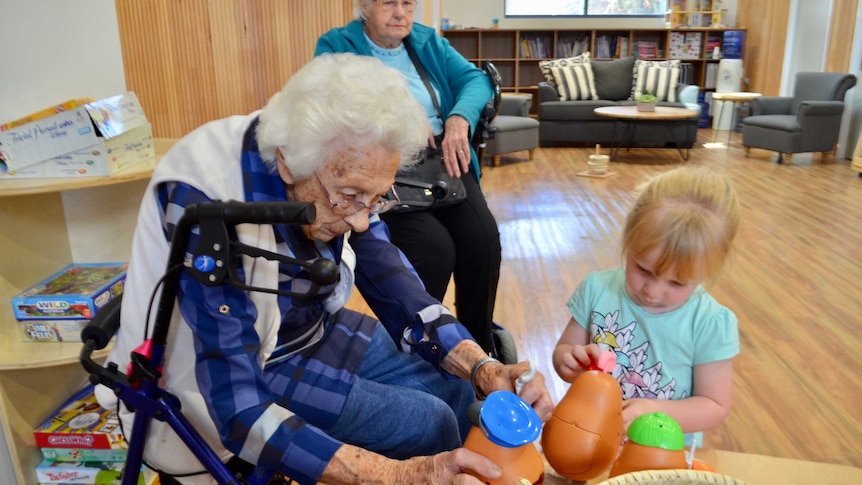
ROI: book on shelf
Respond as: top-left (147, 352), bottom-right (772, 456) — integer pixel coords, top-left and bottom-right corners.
top-left (520, 35), bottom-right (550, 59)
top-left (705, 63), bottom-right (718, 88)
top-left (616, 37), bottom-right (629, 58)
top-left (668, 32), bottom-right (685, 58)
top-left (557, 36), bottom-right (590, 58)
top-left (637, 41), bottom-right (659, 60)
top-left (679, 63), bottom-right (695, 85)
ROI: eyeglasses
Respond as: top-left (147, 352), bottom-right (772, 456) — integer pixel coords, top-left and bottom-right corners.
top-left (375, 0), bottom-right (416, 13)
top-left (314, 172), bottom-right (400, 215)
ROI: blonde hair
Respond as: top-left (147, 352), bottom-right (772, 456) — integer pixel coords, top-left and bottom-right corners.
top-left (622, 167), bottom-right (740, 287)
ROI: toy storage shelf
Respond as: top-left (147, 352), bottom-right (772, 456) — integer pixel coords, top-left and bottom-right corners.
top-left (442, 28), bottom-right (745, 114)
top-left (0, 138), bottom-right (176, 485)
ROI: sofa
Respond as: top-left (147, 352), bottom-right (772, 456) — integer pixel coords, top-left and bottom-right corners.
top-left (536, 55), bottom-right (701, 148)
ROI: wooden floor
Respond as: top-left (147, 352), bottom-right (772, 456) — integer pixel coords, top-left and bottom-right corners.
top-left (348, 129), bottom-right (862, 469)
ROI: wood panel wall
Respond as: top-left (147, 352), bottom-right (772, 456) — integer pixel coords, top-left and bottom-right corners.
top-left (826, 0), bottom-right (858, 73)
top-left (738, 0), bottom-right (858, 96)
top-left (115, 0), bottom-right (353, 138)
top-left (736, 0), bottom-right (790, 96)
top-left (116, 1), bottom-right (856, 135)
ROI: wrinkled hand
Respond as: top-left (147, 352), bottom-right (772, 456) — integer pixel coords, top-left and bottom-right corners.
top-left (557, 343), bottom-right (603, 383)
top-left (394, 448), bottom-right (501, 484)
top-left (441, 115), bottom-right (471, 177)
top-left (621, 398), bottom-right (660, 431)
top-left (475, 361), bottom-right (555, 422)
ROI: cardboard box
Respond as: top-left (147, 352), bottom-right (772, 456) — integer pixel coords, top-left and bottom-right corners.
top-left (0, 92), bottom-right (152, 178)
top-left (35, 460), bottom-right (143, 484)
top-left (0, 98), bottom-right (94, 131)
top-left (40, 447), bottom-right (128, 463)
top-left (12, 263), bottom-right (127, 321)
top-left (0, 123), bottom-right (154, 179)
top-left (34, 385), bottom-right (128, 450)
top-left (19, 319), bottom-right (90, 342)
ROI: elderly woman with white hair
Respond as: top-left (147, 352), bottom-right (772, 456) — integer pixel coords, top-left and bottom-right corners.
top-left (96, 53), bottom-right (552, 485)
top-left (316, 0), bottom-right (504, 357)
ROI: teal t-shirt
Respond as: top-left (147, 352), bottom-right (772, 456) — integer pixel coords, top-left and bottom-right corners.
top-left (566, 267), bottom-right (739, 446)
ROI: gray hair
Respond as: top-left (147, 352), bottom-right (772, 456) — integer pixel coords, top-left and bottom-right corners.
top-left (256, 53), bottom-right (428, 178)
top-left (355, 0), bottom-right (372, 20)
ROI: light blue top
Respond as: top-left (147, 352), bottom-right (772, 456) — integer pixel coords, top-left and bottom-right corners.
top-left (364, 32), bottom-right (444, 135)
top-left (566, 267), bottom-right (740, 446)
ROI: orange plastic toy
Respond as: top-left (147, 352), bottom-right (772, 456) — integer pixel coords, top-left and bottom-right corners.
top-left (463, 391), bottom-right (545, 485)
top-left (608, 412), bottom-right (688, 477)
top-left (542, 351), bottom-right (623, 481)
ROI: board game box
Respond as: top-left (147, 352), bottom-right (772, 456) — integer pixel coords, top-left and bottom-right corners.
top-left (40, 447), bottom-right (127, 463)
top-left (20, 319), bottom-right (90, 342)
top-left (12, 263), bottom-right (127, 320)
top-left (35, 460), bottom-right (144, 484)
top-left (33, 384), bottom-right (128, 450)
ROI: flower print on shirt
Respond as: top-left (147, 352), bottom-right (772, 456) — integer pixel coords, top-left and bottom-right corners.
top-left (588, 309), bottom-right (682, 401)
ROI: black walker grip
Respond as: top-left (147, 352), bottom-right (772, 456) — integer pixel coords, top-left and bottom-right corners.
top-left (80, 294), bottom-right (123, 350)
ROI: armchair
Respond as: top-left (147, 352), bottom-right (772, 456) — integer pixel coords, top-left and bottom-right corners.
top-left (741, 72), bottom-right (857, 165)
top-left (484, 94), bottom-right (539, 167)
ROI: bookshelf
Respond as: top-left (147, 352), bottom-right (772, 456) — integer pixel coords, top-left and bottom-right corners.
top-left (665, 0), bottom-right (725, 29)
top-left (0, 139), bottom-right (176, 485)
top-left (442, 28), bottom-right (745, 113)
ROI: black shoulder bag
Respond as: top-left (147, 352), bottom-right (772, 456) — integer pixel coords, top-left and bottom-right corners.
top-left (389, 43), bottom-right (467, 212)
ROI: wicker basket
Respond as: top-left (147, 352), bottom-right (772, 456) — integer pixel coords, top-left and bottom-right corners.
top-left (595, 469), bottom-right (748, 485)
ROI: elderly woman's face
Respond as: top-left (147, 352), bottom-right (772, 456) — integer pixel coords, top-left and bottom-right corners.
top-left (363, 0), bottom-right (414, 49)
top-left (278, 146), bottom-right (400, 241)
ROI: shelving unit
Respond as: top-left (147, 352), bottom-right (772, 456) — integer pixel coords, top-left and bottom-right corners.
top-left (443, 27), bottom-right (744, 114)
top-left (0, 138), bottom-right (176, 485)
top-left (665, 0), bottom-right (725, 28)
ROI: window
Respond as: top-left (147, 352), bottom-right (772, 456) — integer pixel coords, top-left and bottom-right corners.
top-left (505, 0), bottom-right (666, 17)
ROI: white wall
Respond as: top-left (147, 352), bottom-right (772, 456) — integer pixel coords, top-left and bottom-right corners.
top-left (0, 3), bottom-right (125, 479)
top-left (0, 0), bottom-right (126, 121)
top-left (780, 0), bottom-right (832, 95)
top-left (439, 0), bottom-right (738, 30)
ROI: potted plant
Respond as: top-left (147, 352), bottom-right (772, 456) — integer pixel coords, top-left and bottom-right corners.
top-left (636, 91), bottom-right (657, 112)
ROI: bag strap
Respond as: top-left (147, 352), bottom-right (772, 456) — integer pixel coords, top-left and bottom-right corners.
top-left (404, 40), bottom-right (441, 118)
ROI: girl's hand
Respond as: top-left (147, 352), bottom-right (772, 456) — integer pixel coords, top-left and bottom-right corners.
top-left (621, 398), bottom-right (660, 431)
top-left (557, 343), bottom-right (603, 382)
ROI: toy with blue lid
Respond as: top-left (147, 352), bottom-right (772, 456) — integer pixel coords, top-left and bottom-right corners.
top-left (463, 391), bottom-right (545, 485)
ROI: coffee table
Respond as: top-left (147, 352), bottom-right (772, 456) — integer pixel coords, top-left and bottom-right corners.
top-left (594, 106), bottom-right (698, 161)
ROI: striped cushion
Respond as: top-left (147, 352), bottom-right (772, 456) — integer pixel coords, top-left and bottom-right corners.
top-left (549, 64), bottom-right (597, 101)
top-left (539, 52), bottom-right (598, 100)
top-left (632, 60), bottom-right (681, 102)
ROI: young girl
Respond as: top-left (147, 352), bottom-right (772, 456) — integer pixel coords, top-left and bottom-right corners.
top-left (553, 166), bottom-right (741, 446)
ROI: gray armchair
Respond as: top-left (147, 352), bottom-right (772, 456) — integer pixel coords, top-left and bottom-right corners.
top-left (742, 72), bottom-right (857, 165)
top-left (484, 95), bottom-right (539, 167)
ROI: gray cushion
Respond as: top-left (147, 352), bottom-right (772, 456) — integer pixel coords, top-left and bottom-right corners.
top-left (590, 57), bottom-right (635, 101)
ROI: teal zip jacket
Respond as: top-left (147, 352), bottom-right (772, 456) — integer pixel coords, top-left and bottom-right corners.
top-left (315, 20), bottom-right (493, 183)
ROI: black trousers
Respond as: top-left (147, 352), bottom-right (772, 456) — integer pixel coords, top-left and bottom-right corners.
top-left (381, 171), bottom-right (501, 352)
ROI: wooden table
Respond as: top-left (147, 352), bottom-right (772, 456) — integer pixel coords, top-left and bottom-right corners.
top-left (593, 106), bottom-right (698, 161)
top-left (710, 91), bottom-right (762, 146)
top-left (538, 449), bottom-right (862, 485)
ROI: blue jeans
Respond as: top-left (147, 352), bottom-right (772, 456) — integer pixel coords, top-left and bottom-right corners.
top-left (327, 323), bottom-right (475, 459)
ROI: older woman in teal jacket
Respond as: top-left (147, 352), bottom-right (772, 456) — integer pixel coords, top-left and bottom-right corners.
top-left (316, 0), bottom-right (502, 355)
